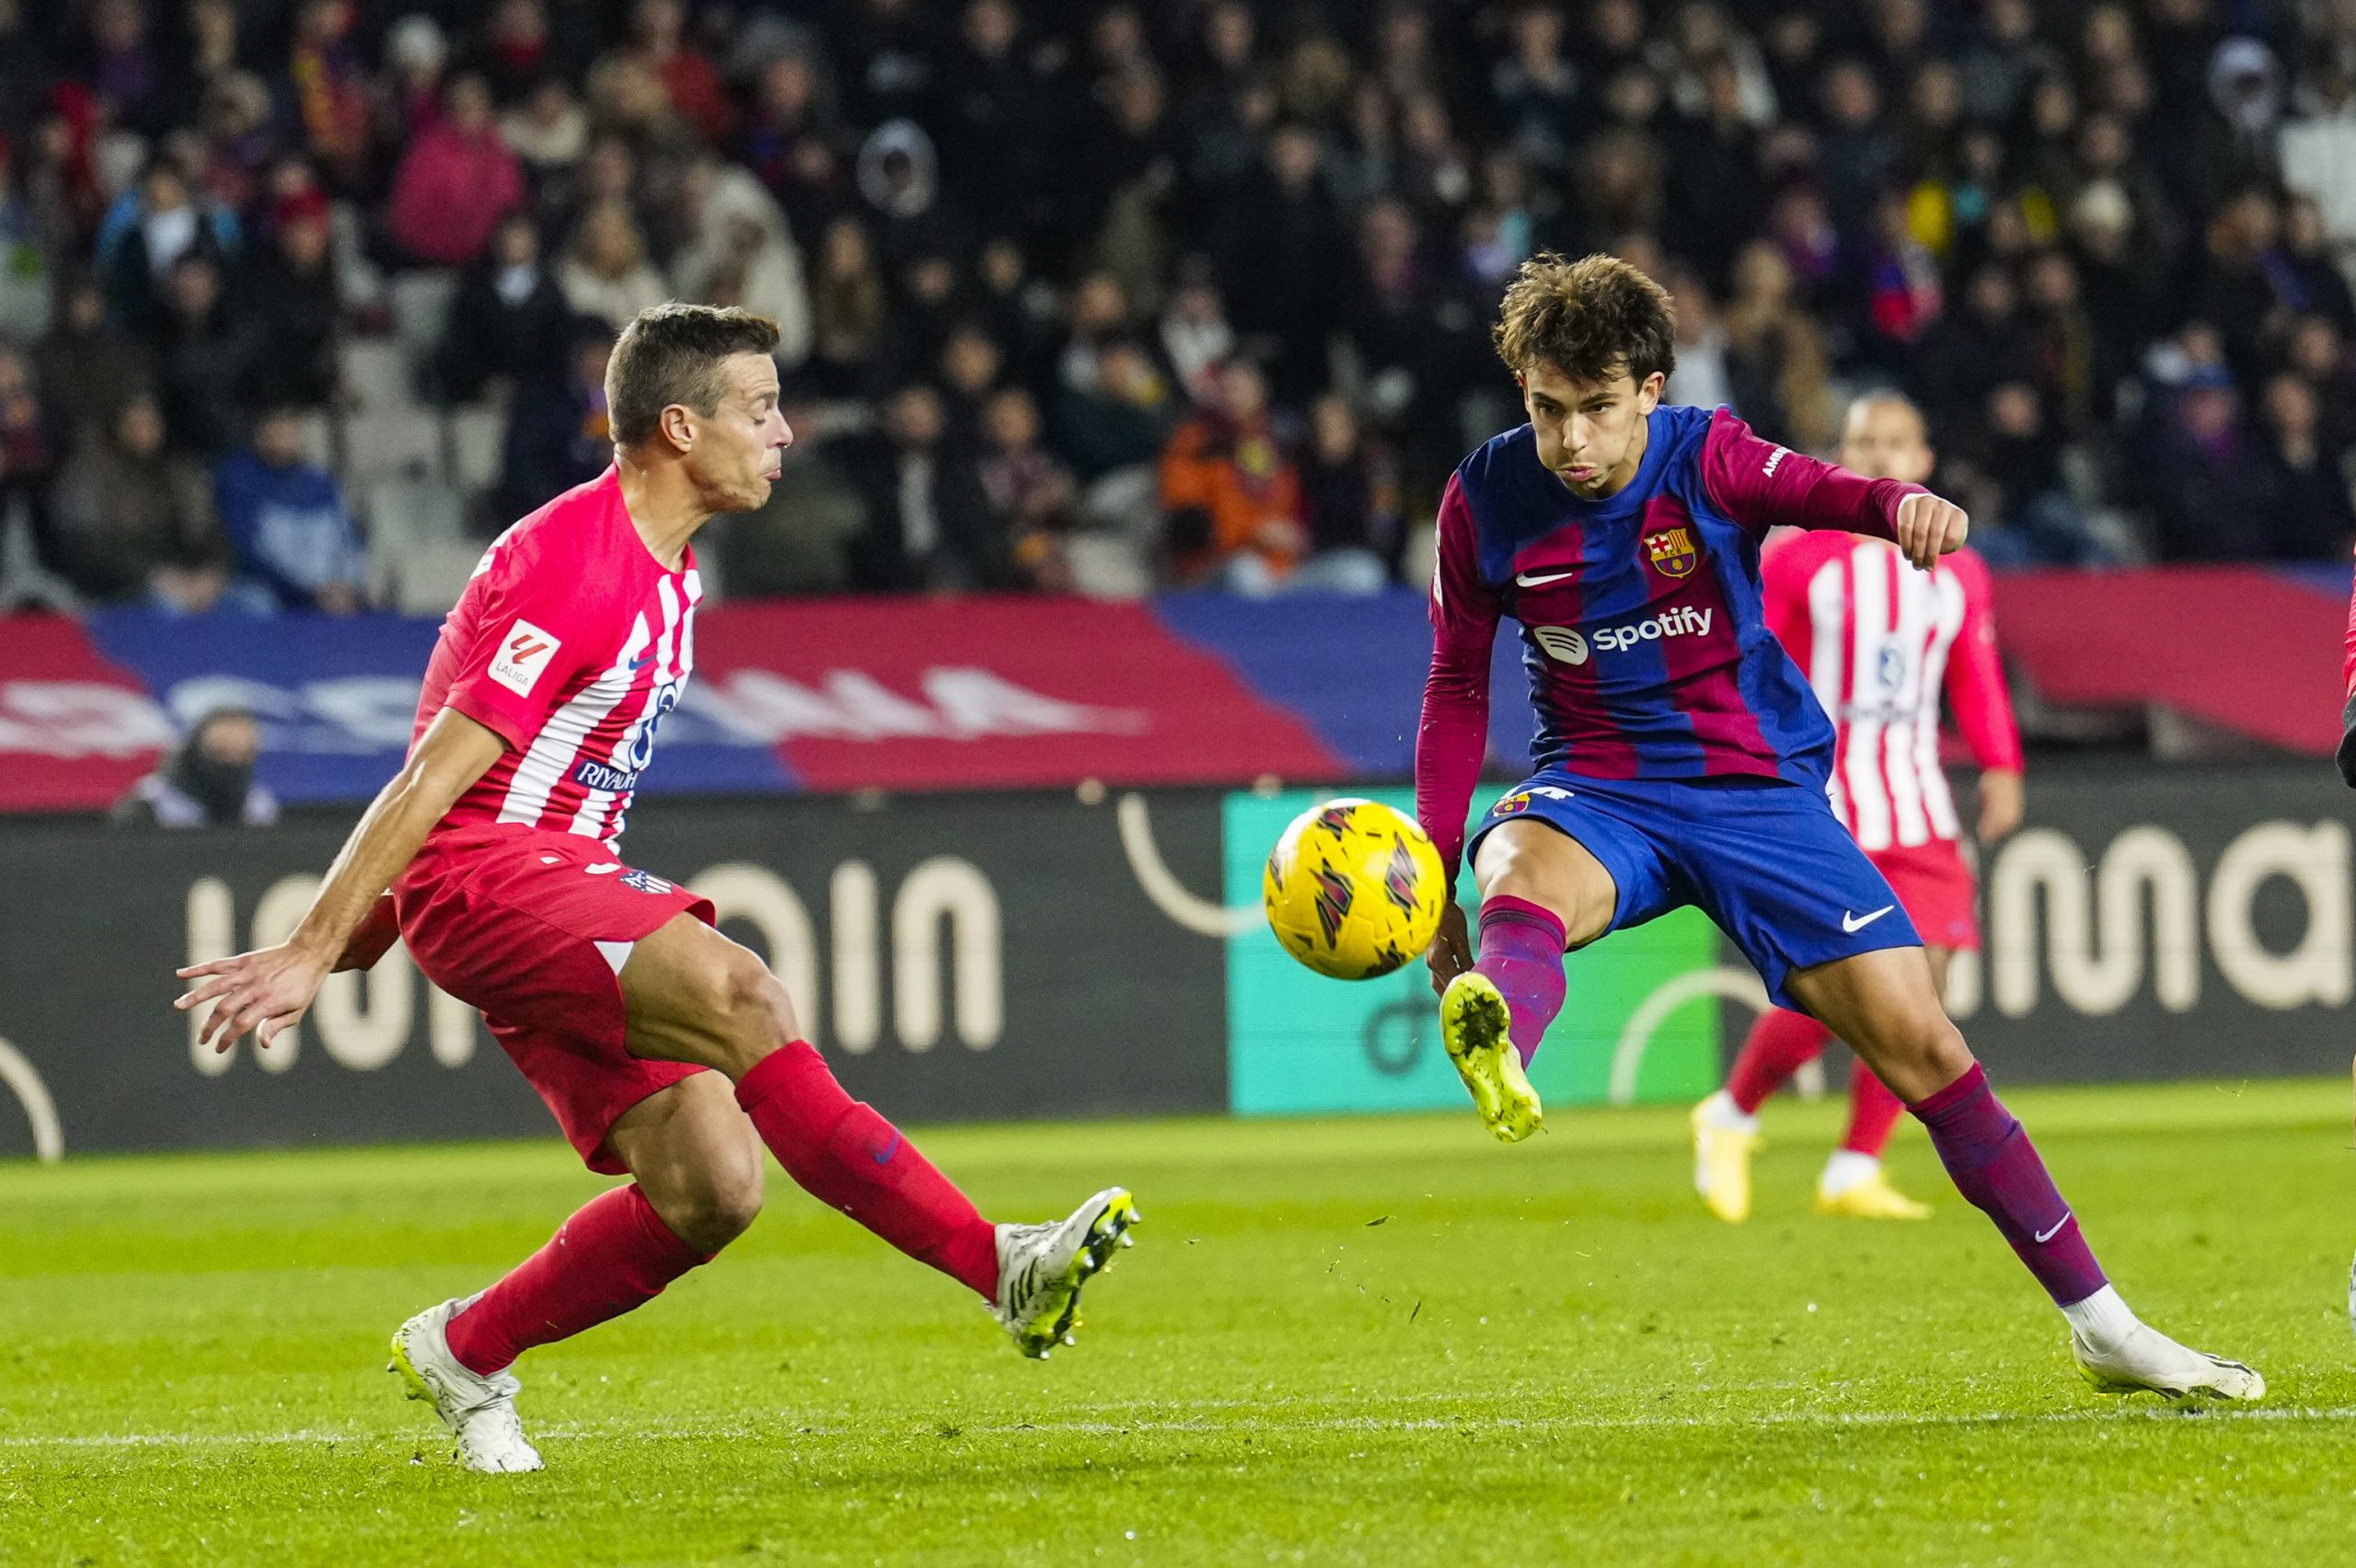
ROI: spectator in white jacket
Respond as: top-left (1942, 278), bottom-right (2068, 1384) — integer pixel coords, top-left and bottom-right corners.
top-left (670, 157), bottom-right (812, 366)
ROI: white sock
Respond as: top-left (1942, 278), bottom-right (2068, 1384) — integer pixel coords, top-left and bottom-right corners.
top-left (1818, 1149), bottom-right (1880, 1198)
top-left (1698, 1090), bottom-right (1759, 1136)
top-left (2060, 1284), bottom-right (2139, 1355)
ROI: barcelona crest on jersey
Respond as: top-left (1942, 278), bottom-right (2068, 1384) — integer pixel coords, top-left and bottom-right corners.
top-left (1646, 526), bottom-right (1699, 579)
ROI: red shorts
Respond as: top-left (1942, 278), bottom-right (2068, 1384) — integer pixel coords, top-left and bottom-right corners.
top-left (395, 824), bottom-right (716, 1173)
top-left (1866, 837), bottom-right (1980, 951)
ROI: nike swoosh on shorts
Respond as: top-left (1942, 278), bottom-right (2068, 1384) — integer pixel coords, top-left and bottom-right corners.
top-left (1842, 905), bottom-right (1895, 933)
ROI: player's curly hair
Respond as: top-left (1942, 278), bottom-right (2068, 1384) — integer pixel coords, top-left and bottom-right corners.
top-left (608, 303), bottom-right (782, 449)
top-left (1492, 253), bottom-right (1678, 388)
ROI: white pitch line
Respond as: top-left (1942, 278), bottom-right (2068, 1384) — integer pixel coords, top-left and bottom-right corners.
top-left (8, 1405), bottom-right (2356, 1450)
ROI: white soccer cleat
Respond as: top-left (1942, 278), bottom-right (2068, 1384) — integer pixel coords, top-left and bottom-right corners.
top-left (992, 1187), bottom-right (1140, 1359)
top-left (388, 1296), bottom-right (546, 1473)
top-left (2071, 1321), bottom-right (2265, 1403)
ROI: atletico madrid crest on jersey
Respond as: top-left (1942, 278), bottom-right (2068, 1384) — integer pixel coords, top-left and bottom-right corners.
top-left (1646, 526), bottom-right (1699, 579)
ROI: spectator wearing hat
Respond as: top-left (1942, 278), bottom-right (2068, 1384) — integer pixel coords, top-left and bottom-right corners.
top-left (236, 187), bottom-right (340, 411)
top-left (112, 706), bottom-right (279, 829)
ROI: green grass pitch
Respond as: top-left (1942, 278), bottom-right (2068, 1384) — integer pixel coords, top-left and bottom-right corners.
top-left (5, 1078), bottom-right (2355, 1566)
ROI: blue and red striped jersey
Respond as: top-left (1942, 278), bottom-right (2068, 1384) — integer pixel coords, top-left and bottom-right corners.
top-left (1415, 404), bottom-right (1925, 876)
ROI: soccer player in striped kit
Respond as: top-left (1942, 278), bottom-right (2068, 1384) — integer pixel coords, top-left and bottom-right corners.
top-left (1419, 255), bottom-right (2258, 1400)
top-left (175, 306), bottom-right (1138, 1473)
top-left (1692, 392), bottom-right (2025, 1222)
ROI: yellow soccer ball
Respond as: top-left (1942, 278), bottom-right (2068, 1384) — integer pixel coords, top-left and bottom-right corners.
top-left (1263, 798), bottom-right (1449, 980)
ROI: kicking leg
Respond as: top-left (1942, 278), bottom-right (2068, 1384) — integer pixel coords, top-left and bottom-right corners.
top-left (1786, 947), bottom-right (2261, 1401)
top-left (618, 913), bottom-right (1137, 1356)
top-left (389, 1074), bottom-right (752, 1473)
top-left (1439, 820), bottom-right (1615, 1144)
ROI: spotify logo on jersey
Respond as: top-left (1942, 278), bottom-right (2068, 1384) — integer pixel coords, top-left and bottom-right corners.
top-left (1531, 626), bottom-right (1590, 665)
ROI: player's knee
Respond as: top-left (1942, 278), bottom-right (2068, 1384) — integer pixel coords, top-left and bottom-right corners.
top-left (710, 948), bottom-right (801, 1050)
top-left (664, 1152), bottom-right (766, 1253)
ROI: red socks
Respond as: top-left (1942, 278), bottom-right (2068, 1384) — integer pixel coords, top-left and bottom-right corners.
top-left (446, 1182), bottom-right (708, 1377)
top-left (444, 1043), bottom-right (1000, 1377)
top-left (1841, 1055), bottom-right (1907, 1157)
top-left (1727, 1008), bottom-right (1831, 1114)
top-left (733, 1043), bottom-right (1001, 1301)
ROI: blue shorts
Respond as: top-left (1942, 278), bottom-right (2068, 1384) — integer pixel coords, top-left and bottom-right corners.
top-left (1467, 768), bottom-right (1921, 1009)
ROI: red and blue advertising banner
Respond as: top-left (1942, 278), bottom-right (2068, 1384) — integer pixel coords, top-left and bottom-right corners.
top-left (0, 567), bottom-right (2341, 814)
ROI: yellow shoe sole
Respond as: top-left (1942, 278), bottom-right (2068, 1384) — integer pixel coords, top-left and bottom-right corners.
top-left (1814, 1182), bottom-right (1933, 1220)
top-left (1441, 974), bottom-right (1542, 1144)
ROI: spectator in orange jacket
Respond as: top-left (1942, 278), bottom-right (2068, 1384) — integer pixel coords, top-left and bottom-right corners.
top-left (1158, 358), bottom-right (1305, 593)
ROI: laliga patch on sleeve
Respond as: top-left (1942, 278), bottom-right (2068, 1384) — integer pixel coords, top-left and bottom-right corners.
top-left (489, 617), bottom-right (562, 698)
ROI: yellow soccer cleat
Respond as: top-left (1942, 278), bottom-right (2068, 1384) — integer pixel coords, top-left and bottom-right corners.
top-left (1690, 1098), bottom-right (1760, 1223)
top-left (1440, 972), bottom-right (1542, 1143)
top-left (1815, 1168), bottom-right (1933, 1220)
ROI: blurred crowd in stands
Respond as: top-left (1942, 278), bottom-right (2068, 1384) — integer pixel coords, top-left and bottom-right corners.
top-left (2, 0), bottom-right (2355, 616)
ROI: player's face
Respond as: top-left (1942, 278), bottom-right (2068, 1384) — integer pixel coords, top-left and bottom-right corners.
top-left (1519, 362), bottom-right (1664, 500)
top-left (687, 352), bottom-right (794, 513)
top-left (1839, 400), bottom-right (1934, 483)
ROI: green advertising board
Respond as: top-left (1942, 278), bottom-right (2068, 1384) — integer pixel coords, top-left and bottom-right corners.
top-left (1224, 788), bottom-right (1738, 1117)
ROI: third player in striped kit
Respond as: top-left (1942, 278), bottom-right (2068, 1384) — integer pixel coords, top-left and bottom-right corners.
top-left (1691, 393), bottom-right (2024, 1222)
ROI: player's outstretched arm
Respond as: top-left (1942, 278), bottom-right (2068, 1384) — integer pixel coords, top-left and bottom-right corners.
top-left (1699, 409), bottom-right (1962, 567)
top-left (174, 708), bottom-right (506, 1051)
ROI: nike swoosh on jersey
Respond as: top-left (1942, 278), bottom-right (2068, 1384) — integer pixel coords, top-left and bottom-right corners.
top-left (585, 862), bottom-right (623, 874)
top-left (628, 654), bottom-right (654, 670)
top-left (2033, 1211), bottom-right (2073, 1244)
top-left (1515, 569), bottom-right (1579, 587)
top-left (1842, 905), bottom-right (1896, 933)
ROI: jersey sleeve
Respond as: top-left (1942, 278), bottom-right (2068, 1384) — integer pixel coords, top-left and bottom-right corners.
top-left (1698, 408), bottom-right (1923, 542)
top-left (1942, 550), bottom-right (2025, 772)
top-left (439, 539), bottom-right (596, 751)
top-left (1415, 472), bottom-right (1503, 882)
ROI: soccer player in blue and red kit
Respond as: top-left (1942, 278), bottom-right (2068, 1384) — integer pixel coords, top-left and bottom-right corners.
top-left (1416, 255), bottom-right (2258, 1401)
top-left (176, 305), bottom-right (1139, 1473)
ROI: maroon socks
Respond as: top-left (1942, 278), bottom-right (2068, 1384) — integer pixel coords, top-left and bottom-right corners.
top-left (1472, 895), bottom-right (1567, 1066)
top-left (1909, 1064), bottom-right (2108, 1306)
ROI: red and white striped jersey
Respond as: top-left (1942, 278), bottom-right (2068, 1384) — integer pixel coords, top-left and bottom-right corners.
top-left (412, 467), bottom-right (699, 848)
top-left (1761, 532), bottom-right (2021, 851)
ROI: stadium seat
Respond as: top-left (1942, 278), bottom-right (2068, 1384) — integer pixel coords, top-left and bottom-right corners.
top-left (387, 271), bottom-right (458, 365)
top-left (445, 403), bottom-right (506, 498)
top-left (341, 403), bottom-right (443, 482)
top-left (341, 340), bottom-right (413, 417)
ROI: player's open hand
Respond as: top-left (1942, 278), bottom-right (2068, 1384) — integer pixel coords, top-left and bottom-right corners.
top-left (175, 942), bottom-right (332, 1053)
top-left (1426, 902), bottom-right (1473, 997)
top-left (1894, 491), bottom-right (1969, 571)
